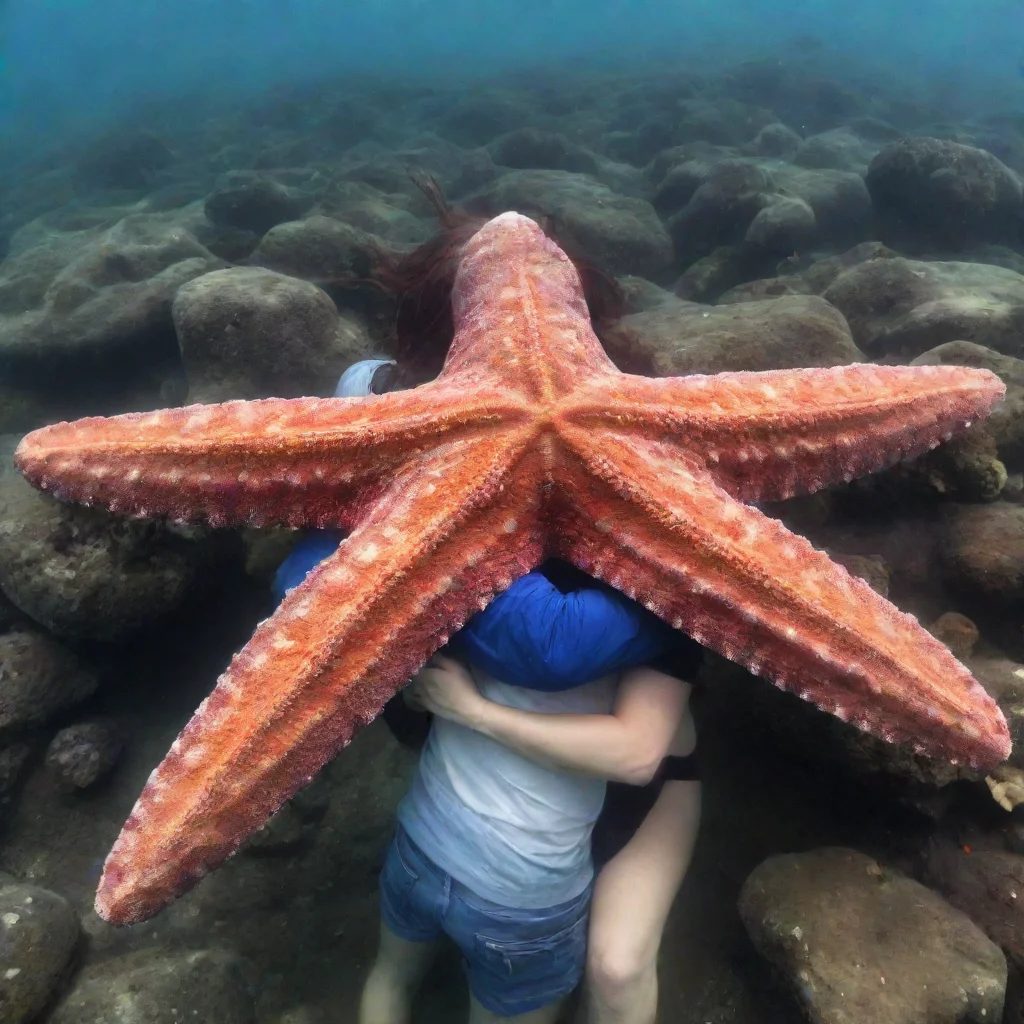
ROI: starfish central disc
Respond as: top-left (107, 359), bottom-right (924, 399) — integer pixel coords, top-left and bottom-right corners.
top-left (12, 210), bottom-right (1011, 926)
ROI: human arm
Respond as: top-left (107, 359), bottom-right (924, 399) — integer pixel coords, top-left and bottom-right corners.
top-left (412, 655), bottom-right (690, 785)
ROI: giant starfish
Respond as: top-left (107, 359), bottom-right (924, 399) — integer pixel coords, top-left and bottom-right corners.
top-left (14, 212), bottom-right (1010, 925)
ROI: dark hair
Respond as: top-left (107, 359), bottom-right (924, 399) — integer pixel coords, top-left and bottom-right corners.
top-left (370, 173), bottom-right (625, 386)
top-left (538, 557), bottom-right (599, 594)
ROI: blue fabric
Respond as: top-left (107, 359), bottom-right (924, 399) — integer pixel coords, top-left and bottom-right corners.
top-left (272, 530), bottom-right (678, 691)
top-left (452, 571), bottom-right (677, 691)
top-left (270, 530), bottom-right (345, 604)
top-left (379, 824), bottom-right (590, 1015)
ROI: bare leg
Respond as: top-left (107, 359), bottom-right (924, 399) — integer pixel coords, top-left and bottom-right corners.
top-left (585, 781), bottom-right (701, 1024)
top-left (359, 920), bottom-right (439, 1024)
top-left (469, 993), bottom-right (566, 1024)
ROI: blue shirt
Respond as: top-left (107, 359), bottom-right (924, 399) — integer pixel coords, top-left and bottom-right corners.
top-left (272, 531), bottom-right (685, 689)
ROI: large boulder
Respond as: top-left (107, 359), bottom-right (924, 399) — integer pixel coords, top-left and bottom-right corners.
top-left (44, 721), bottom-right (123, 791)
top-left (939, 502), bottom-right (1024, 609)
top-left (740, 847), bottom-right (1006, 1024)
top-left (172, 267), bottom-right (373, 403)
top-left (824, 257), bottom-right (1024, 360)
top-left (251, 215), bottom-right (379, 282)
top-left (866, 137), bottom-right (1023, 251)
top-left (0, 436), bottom-right (211, 642)
top-left (793, 126), bottom-right (884, 175)
top-left (467, 169), bottom-right (674, 279)
top-left (49, 948), bottom-right (255, 1024)
top-left (602, 294), bottom-right (862, 376)
top-left (0, 211), bottom-right (220, 365)
top-left (204, 175), bottom-right (313, 237)
top-left (0, 627), bottom-right (97, 732)
top-left (913, 342), bottom-right (1024, 470)
top-left (657, 155), bottom-right (871, 264)
top-left (0, 879), bottom-right (80, 1024)
top-left (487, 128), bottom-right (599, 176)
top-left (922, 843), bottom-right (1024, 973)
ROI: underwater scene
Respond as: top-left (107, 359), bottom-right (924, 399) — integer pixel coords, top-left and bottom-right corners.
top-left (5, 1), bottom-right (1024, 1022)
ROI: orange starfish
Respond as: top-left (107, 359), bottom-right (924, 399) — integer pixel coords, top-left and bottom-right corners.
top-left (14, 212), bottom-right (1010, 926)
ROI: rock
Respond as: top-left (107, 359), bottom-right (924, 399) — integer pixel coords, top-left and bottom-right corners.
top-left (824, 257), bottom-right (1024, 360)
top-left (0, 436), bottom-right (210, 643)
top-left (867, 137), bottom-right (1023, 251)
top-left (0, 590), bottom-right (22, 631)
top-left (317, 181), bottom-right (429, 244)
top-left (44, 721), bottom-right (122, 790)
top-left (739, 847), bottom-right (1006, 1024)
top-left (913, 342), bottom-right (1024, 470)
top-left (243, 773), bottom-right (330, 856)
top-left (251, 215), bottom-right (379, 281)
top-left (722, 241), bottom-right (898, 304)
top-left (922, 843), bottom-right (1024, 970)
top-left (74, 130), bottom-right (175, 190)
top-left (605, 96), bottom-right (773, 165)
top-left (940, 502), bottom-right (1024, 608)
top-left (0, 743), bottom-right (32, 808)
top-left (707, 654), bottom-right (968, 794)
top-left (205, 176), bottom-right (313, 237)
top-left (172, 267), bottom-right (373, 403)
top-left (672, 246), bottom-right (769, 304)
top-left (0, 211), bottom-right (221, 367)
top-left (658, 156), bottom-right (871, 264)
top-left (603, 294), bottom-right (862, 376)
top-left (928, 612), bottom-right (981, 660)
top-left (744, 123), bottom-right (803, 160)
top-left (0, 880), bottom-right (80, 1024)
top-left (662, 159), bottom-right (769, 264)
top-left (744, 195), bottom-right (816, 252)
top-left (619, 276), bottom-right (679, 314)
top-left (769, 163), bottom-right (872, 243)
top-left (487, 128), bottom-right (599, 175)
top-left (467, 170), bottom-right (673, 279)
top-left (799, 241), bottom-right (899, 293)
top-left (342, 132), bottom-right (496, 202)
top-left (919, 430), bottom-right (1007, 501)
top-left (831, 553), bottom-right (890, 596)
top-left (437, 94), bottom-right (532, 147)
top-left (49, 948), bottom-right (255, 1024)
top-left (794, 127), bottom-right (883, 175)
top-left (0, 628), bottom-right (97, 732)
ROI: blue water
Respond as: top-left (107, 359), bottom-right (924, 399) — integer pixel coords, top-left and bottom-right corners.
top-left (3, 0), bottom-right (1024, 150)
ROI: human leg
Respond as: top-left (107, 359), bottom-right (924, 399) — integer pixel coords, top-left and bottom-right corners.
top-left (468, 992), bottom-right (566, 1023)
top-left (358, 826), bottom-right (444, 1024)
top-left (359, 921), bottom-right (439, 1024)
top-left (585, 781), bottom-right (701, 1024)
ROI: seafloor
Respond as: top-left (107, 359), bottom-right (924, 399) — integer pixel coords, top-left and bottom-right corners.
top-left (2, 51), bottom-right (1024, 1024)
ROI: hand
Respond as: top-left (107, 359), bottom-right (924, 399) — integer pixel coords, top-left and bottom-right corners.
top-left (409, 654), bottom-right (484, 726)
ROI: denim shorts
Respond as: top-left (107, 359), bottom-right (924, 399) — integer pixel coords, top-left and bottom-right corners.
top-left (378, 824), bottom-right (591, 1017)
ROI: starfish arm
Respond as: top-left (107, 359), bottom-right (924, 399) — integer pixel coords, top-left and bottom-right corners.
top-left (14, 379), bottom-right (523, 528)
top-left (95, 432), bottom-right (546, 925)
top-left (574, 365), bottom-right (1005, 501)
top-left (558, 429), bottom-right (1011, 770)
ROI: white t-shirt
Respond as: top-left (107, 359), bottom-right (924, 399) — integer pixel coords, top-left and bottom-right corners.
top-left (397, 663), bottom-right (617, 908)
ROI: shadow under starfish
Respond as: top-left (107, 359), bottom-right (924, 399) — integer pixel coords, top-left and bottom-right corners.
top-left (13, 210), bottom-right (1011, 927)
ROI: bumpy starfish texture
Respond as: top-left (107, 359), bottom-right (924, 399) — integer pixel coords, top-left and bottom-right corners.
top-left (15, 212), bottom-right (1010, 926)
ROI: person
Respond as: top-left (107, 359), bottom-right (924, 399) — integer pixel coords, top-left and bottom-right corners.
top-left (410, 649), bottom-right (700, 1024)
top-left (273, 362), bottom-right (702, 1024)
